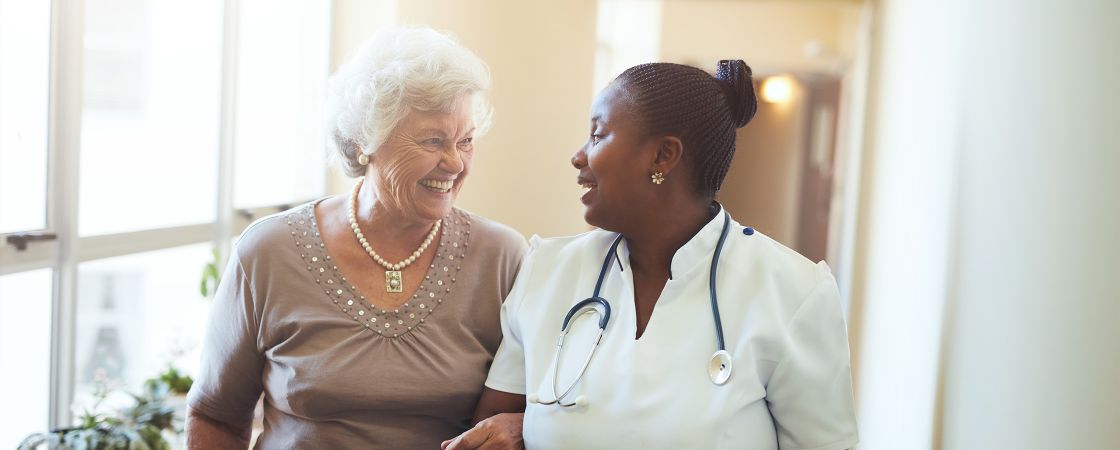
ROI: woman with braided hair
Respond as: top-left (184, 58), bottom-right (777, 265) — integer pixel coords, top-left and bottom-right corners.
top-left (444, 60), bottom-right (858, 450)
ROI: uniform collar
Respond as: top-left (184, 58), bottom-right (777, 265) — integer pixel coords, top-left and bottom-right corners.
top-left (616, 204), bottom-right (728, 280)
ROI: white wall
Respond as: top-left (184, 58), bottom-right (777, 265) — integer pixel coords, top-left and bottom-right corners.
top-left (848, 0), bottom-right (959, 447)
top-left (852, 0), bottom-right (1120, 448)
top-left (939, 0), bottom-right (1120, 448)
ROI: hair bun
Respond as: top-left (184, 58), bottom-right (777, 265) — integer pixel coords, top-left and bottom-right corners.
top-left (715, 60), bottom-right (757, 128)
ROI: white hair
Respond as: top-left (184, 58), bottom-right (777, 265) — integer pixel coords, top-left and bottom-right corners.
top-left (325, 27), bottom-right (493, 177)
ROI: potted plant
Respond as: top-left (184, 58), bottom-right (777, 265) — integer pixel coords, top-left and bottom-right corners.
top-left (19, 379), bottom-right (177, 450)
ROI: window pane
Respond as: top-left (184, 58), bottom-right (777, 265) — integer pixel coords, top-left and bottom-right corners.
top-left (0, 0), bottom-right (51, 233)
top-left (73, 244), bottom-right (212, 407)
top-left (79, 0), bottom-right (223, 236)
top-left (233, 0), bottom-right (330, 209)
top-left (0, 269), bottom-right (53, 447)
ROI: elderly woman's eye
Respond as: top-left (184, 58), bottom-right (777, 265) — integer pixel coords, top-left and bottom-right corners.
top-left (457, 137), bottom-right (474, 151)
top-left (422, 137), bottom-right (443, 147)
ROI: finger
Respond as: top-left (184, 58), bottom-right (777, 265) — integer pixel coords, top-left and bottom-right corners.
top-left (471, 423), bottom-right (514, 450)
top-left (474, 435), bottom-right (511, 450)
top-left (445, 428), bottom-right (487, 450)
top-left (440, 438), bottom-right (453, 450)
top-left (475, 415), bottom-right (521, 450)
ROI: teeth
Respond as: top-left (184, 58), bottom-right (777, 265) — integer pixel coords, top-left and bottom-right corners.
top-left (581, 183), bottom-right (595, 189)
top-left (420, 179), bottom-right (454, 192)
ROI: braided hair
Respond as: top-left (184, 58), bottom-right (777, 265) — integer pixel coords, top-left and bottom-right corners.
top-left (613, 60), bottom-right (757, 198)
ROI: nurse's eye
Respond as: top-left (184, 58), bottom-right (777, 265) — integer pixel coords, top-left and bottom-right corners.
top-left (590, 134), bottom-right (603, 145)
top-left (457, 137), bottom-right (474, 152)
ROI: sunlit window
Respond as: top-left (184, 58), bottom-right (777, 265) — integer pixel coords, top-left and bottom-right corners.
top-left (0, 0), bottom-right (331, 439)
top-left (233, 0), bottom-right (330, 209)
top-left (0, 269), bottom-right (53, 446)
top-left (593, 0), bottom-right (662, 95)
top-left (73, 245), bottom-right (212, 404)
top-left (0, 0), bottom-right (51, 234)
top-left (78, 0), bottom-right (224, 236)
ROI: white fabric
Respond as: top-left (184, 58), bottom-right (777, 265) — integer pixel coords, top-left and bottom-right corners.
top-left (486, 210), bottom-right (858, 450)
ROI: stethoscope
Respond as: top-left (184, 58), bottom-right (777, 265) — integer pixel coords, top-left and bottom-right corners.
top-left (528, 211), bottom-right (734, 408)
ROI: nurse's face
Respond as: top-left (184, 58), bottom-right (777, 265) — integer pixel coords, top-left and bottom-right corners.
top-left (571, 83), bottom-right (659, 231)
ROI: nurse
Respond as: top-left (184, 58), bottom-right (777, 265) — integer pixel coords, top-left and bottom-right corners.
top-left (446, 60), bottom-right (858, 450)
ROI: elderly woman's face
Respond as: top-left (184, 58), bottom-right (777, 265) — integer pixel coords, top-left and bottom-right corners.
top-left (368, 98), bottom-right (475, 222)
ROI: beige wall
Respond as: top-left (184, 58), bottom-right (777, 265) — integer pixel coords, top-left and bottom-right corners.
top-left (656, 1), bottom-right (859, 248)
top-left (659, 0), bottom-right (861, 75)
top-left (329, 0), bottom-right (598, 238)
top-left (718, 81), bottom-right (809, 246)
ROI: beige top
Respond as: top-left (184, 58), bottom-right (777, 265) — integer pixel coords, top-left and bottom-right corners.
top-left (188, 201), bottom-right (527, 449)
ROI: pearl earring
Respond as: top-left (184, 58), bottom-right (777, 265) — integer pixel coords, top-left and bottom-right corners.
top-left (357, 152), bottom-right (370, 166)
top-left (651, 171), bottom-right (665, 185)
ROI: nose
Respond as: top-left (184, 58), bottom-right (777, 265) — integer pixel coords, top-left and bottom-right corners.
top-left (571, 143), bottom-right (588, 169)
top-left (440, 147), bottom-right (465, 174)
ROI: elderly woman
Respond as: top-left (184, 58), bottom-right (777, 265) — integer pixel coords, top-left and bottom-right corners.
top-left (185, 27), bottom-right (527, 449)
top-left (448, 61), bottom-right (857, 449)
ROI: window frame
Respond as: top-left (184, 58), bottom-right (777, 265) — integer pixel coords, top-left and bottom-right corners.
top-left (0, 0), bottom-right (333, 429)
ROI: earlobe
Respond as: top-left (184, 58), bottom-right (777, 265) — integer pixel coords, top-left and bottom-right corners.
top-left (355, 143), bottom-right (370, 166)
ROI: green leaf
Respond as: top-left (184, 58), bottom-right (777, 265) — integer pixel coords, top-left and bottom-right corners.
top-left (199, 246), bottom-right (223, 298)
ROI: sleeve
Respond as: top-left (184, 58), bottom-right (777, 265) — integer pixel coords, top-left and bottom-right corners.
top-left (186, 249), bottom-right (265, 426)
top-left (497, 229), bottom-right (530, 301)
top-left (483, 235), bottom-right (540, 395)
top-left (767, 263), bottom-right (859, 450)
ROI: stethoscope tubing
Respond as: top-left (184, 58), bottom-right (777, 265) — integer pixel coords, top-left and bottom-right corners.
top-left (709, 211), bottom-right (732, 352)
top-left (541, 310), bottom-right (606, 407)
top-left (535, 212), bottom-right (733, 407)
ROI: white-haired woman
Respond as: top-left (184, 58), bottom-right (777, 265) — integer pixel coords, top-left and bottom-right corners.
top-left (185, 27), bottom-right (528, 449)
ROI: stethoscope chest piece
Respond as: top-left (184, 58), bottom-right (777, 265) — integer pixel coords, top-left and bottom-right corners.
top-left (709, 350), bottom-right (733, 385)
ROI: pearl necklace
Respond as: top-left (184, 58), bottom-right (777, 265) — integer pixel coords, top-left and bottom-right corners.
top-left (347, 179), bottom-right (441, 292)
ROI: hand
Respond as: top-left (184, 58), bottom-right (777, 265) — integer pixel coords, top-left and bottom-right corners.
top-left (441, 413), bottom-right (524, 450)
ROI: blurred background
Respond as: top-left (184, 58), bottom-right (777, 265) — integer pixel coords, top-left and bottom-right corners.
top-left (0, 0), bottom-right (1116, 448)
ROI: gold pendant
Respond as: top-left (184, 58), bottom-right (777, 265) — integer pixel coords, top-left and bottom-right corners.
top-left (385, 270), bottom-right (403, 293)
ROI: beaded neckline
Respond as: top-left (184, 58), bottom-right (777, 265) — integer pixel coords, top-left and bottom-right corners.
top-left (285, 202), bottom-right (472, 338)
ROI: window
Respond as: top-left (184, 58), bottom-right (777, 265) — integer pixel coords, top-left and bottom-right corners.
top-left (0, 269), bottom-right (53, 446)
top-left (593, 0), bottom-right (662, 95)
top-left (73, 245), bottom-right (213, 405)
top-left (233, 0), bottom-right (330, 209)
top-left (0, 2), bottom-right (54, 441)
top-left (0, 1), bottom-right (332, 440)
top-left (78, 0), bottom-right (224, 236)
top-left (0, 0), bottom-right (51, 234)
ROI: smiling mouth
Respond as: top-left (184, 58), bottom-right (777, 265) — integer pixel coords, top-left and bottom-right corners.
top-left (579, 182), bottom-right (597, 205)
top-left (419, 179), bottom-right (454, 193)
